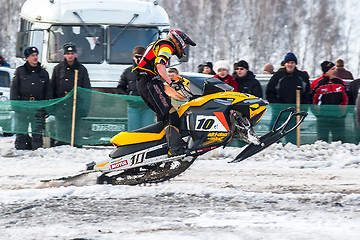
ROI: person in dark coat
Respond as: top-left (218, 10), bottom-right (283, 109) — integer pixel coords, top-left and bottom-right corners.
top-left (266, 52), bottom-right (311, 104)
top-left (117, 46), bottom-right (145, 95)
top-left (51, 43), bottom-right (91, 146)
top-left (10, 46), bottom-right (53, 150)
top-left (51, 43), bottom-right (91, 98)
top-left (348, 78), bottom-right (360, 105)
top-left (334, 59), bottom-right (353, 80)
top-left (232, 60), bottom-right (263, 98)
top-left (117, 46), bottom-right (155, 130)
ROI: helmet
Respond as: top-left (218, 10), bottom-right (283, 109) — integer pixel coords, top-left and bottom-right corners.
top-left (168, 29), bottom-right (196, 59)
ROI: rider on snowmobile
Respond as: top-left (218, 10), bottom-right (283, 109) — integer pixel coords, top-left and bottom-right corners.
top-left (133, 29), bottom-right (196, 156)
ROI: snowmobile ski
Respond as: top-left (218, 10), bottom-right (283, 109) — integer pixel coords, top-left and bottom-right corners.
top-left (40, 170), bottom-right (97, 182)
top-left (230, 107), bottom-right (308, 163)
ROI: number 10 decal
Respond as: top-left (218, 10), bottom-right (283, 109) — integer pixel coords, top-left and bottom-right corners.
top-left (195, 112), bottom-right (230, 132)
top-left (196, 118), bottom-right (215, 130)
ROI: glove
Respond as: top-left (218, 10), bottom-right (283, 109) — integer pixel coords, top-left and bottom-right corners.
top-left (170, 80), bottom-right (182, 91)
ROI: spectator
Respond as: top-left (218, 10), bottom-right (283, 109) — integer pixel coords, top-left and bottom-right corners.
top-left (167, 67), bottom-right (190, 87)
top-left (312, 61), bottom-right (348, 105)
top-left (117, 46), bottom-right (155, 131)
top-left (10, 46), bottom-right (53, 150)
top-left (232, 60), bottom-right (263, 98)
top-left (51, 42), bottom-right (91, 146)
top-left (202, 62), bottom-right (216, 75)
top-left (51, 43), bottom-right (91, 97)
top-left (263, 62), bottom-right (274, 74)
top-left (168, 67), bottom-right (179, 79)
top-left (311, 61), bottom-right (349, 142)
top-left (117, 46), bottom-right (145, 95)
top-left (334, 59), bottom-right (354, 80)
top-left (165, 67), bottom-right (189, 104)
top-left (266, 52), bottom-right (311, 104)
top-left (0, 55), bottom-right (10, 67)
top-left (348, 78), bottom-right (360, 105)
top-left (197, 64), bottom-right (204, 73)
top-left (213, 60), bottom-right (236, 88)
top-left (348, 78), bottom-right (360, 142)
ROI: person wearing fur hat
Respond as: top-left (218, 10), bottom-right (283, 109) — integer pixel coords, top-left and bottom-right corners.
top-left (51, 42), bottom-right (91, 98)
top-left (232, 60), bottom-right (263, 98)
top-left (311, 61), bottom-right (349, 142)
top-left (51, 42), bottom-right (91, 146)
top-left (10, 46), bottom-right (53, 150)
top-left (213, 60), bottom-right (236, 87)
top-left (266, 52), bottom-right (311, 104)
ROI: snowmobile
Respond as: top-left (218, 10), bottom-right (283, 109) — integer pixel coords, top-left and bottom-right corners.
top-left (43, 75), bottom-right (307, 185)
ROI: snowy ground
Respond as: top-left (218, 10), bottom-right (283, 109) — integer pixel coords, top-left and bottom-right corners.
top-left (0, 136), bottom-right (359, 240)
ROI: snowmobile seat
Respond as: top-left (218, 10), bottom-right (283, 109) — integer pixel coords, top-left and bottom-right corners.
top-left (110, 122), bottom-right (166, 146)
top-left (133, 121), bottom-right (164, 133)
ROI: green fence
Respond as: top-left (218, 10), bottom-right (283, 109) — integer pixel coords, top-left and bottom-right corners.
top-left (0, 87), bottom-right (359, 146)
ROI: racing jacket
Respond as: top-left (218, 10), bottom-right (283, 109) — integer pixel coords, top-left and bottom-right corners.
top-left (133, 39), bottom-right (175, 76)
top-left (311, 74), bottom-right (348, 105)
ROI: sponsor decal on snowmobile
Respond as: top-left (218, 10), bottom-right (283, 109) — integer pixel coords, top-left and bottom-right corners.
top-left (205, 132), bottom-right (229, 144)
top-left (110, 160), bottom-right (129, 169)
top-left (196, 146), bottom-right (217, 153)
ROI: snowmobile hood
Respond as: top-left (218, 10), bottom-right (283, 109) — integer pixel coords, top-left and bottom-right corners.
top-left (177, 91), bottom-right (262, 117)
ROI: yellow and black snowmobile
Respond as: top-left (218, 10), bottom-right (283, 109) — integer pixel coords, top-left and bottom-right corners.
top-left (85, 76), bottom-right (307, 185)
top-left (43, 75), bottom-right (307, 185)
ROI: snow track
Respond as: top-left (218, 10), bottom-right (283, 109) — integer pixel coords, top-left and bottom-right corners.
top-left (0, 137), bottom-right (359, 239)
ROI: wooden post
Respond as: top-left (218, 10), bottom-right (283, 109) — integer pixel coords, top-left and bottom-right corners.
top-left (70, 69), bottom-right (79, 147)
top-left (296, 86), bottom-right (301, 147)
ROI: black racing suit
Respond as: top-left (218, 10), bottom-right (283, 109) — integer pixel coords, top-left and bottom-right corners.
top-left (133, 39), bottom-right (184, 155)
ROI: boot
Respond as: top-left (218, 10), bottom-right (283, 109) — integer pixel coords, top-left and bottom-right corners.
top-left (15, 134), bottom-right (29, 150)
top-left (31, 134), bottom-right (43, 150)
top-left (165, 125), bottom-right (185, 156)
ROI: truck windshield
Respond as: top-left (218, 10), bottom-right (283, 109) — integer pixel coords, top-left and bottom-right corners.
top-left (108, 27), bottom-right (159, 64)
top-left (48, 25), bottom-right (104, 63)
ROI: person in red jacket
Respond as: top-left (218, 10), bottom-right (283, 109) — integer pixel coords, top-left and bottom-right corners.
top-left (312, 61), bottom-right (348, 105)
top-left (311, 61), bottom-right (349, 142)
top-left (213, 60), bottom-right (236, 89)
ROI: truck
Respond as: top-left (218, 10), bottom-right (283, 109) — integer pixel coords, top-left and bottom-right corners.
top-left (16, 0), bottom-right (171, 93)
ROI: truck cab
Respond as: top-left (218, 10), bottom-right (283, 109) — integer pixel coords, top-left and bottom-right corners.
top-left (16, 0), bottom-right (170, 92)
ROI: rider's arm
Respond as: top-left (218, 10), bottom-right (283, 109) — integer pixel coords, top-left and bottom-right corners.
top-left (157, 63), bottom-right (172, 84)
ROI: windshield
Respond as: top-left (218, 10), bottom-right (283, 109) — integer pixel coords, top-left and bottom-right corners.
top-left (48, 25), bottom-right (104, 63)
top-left (108, 27), bottom-right (159, 64)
